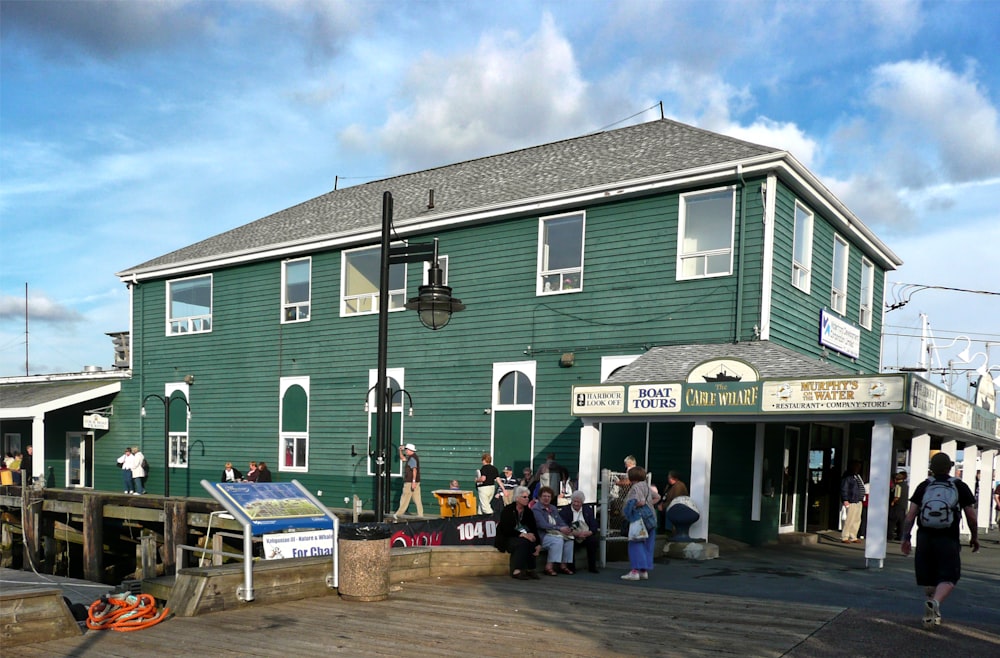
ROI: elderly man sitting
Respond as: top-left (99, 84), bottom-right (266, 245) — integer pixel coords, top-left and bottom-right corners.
top-left (560, 490), bottom-right (600, 573)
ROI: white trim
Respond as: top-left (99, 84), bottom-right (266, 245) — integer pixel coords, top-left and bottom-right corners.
top-left (859, 257), bottom-right (874, 330)
top-left (341, 245), bottom-right (407, 318)
top-left (791, 200), bottom-right (814, 293)
top-left (690, 421), bottom-right (713, 540)
top-left (751, 424), bottom-right (764, 521)
top-left (759, 174), bottom-right (777, 340)
top-left (0, 382), bottom-right (122, 418)
top-left (119, 154), bottom-right (902, 283)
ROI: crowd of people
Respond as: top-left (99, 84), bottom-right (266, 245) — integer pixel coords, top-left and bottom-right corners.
top-left (1, 446), bottom-right (33, 485)
top-left (493, 454), bottom-right (687, 583)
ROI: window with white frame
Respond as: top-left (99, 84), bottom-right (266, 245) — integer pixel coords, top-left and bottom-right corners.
top-left (167, 391), bottom-right (189, 467)
top-left (282, 257), bottom-right (311, 322)
top-left (677, 187), bottom-right (735, 279)
top-left (367, 370), bottom-right (405, 477)
top-left (498, 370), bottom-right (534, 405)
top-left (167, 274), bottom-right (212, 335)
top-left (859, 257), bottom-right (874, 329)
top-left (537, 212), bottom-right (584, 294)
top-left (831, 234), bottom-right (849, 314)
top-left (280, 377), bottom-right (309, 472)
top-left (792, 202), bottom-right (813, 293)
top-left (342, 246), bottom-right (406, 316)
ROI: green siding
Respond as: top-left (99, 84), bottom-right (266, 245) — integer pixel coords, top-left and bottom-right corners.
top-left (93, 175), bottom-right (887, 539)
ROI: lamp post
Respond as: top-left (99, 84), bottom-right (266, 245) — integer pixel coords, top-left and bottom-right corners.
top-left (372, 191), bottom-right (464, 521)
top-left (141, 393), bottom-right (191, 498)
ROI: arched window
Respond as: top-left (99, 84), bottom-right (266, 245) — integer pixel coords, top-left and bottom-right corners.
top-left (280, 377), bottom-right (309, 471)
top-left (498, 371), bottom-right (533, 406)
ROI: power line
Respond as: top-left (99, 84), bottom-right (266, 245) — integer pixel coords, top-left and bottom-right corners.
top-left (885, 281), bottom-right (1000, 311)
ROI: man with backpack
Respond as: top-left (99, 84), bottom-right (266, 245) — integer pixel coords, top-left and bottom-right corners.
top-left (900, 452), bottom-right (979, 630)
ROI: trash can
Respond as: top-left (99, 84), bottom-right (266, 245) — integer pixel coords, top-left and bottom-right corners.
top-left (338, 523), bottom-right (392, 602)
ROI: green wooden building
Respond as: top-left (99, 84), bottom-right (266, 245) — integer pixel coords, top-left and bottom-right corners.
top-left (28, 118), bottom-right (994, 554)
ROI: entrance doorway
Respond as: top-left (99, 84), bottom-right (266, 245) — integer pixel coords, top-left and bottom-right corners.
top-left (779, 427), bottom-right (803, 531)
top-left (66, 432), bottom-right (93, 488)
top-left (806, 424), bottom-right (844, 531)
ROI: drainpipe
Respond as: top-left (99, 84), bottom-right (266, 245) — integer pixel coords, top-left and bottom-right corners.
top-left (735, 164), bottom-right (747, 343)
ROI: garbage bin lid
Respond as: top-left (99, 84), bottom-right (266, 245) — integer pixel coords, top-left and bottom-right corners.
top-left (340, 523), bottom-right (393, 540)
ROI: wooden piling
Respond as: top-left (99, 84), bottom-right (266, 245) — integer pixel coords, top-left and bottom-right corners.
top-left (163, 500), bottom-right (187, 572)
top-left (81, 494), bottom-right (104, 582)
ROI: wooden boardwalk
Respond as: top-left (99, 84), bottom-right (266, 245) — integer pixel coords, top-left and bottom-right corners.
top-left (18, 574), bottom-right (841, 657)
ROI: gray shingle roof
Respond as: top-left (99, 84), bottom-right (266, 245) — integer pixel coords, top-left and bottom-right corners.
top-left (121, 119), bottom-right (779, 275)
top-left (606, 341), bottom-right (857, 383)
top-left (0, 379), bottom-right (120, 411)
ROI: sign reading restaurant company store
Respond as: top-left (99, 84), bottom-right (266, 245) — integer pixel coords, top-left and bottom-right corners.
top-left (573, 374), bottom-right (906, 417)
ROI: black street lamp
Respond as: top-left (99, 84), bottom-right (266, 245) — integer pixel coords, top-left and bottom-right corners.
top-left (372, 191), bottom-right (464, 521)
top-left (141, 393), bottom-right (191, 498)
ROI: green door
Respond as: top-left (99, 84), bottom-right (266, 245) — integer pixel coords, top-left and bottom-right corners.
top-left (493, 410), bottom-right (533, 475)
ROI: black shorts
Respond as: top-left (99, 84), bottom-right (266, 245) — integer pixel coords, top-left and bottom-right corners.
top-left (914, 532), bottom-right (962, 587)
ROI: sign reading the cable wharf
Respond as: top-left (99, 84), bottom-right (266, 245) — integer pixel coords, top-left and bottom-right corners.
top-left (684, 382), bottom-right (759, 413)
top-left (572, 386), bottom-right (625, 414)
top-left (761, 376), bottom-right (904, 412)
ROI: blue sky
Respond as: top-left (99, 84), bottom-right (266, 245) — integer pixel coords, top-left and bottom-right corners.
top-left (1, 0), bottom-right (999, 397)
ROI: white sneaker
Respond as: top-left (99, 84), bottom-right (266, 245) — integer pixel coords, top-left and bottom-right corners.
top-left (923, 599), bottom-right (941, 629)
top-left (620, 570), bottom-right (640, 581)
top-left (639, 571), bottom-right (649, 580)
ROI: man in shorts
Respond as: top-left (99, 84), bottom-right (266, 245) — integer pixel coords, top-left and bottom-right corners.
top-left (900, 452), bottom-right (979, 629)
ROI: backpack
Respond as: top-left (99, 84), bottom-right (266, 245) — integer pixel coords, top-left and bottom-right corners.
top-left (141, 458), bottom-right (149, 472)
top-left (919, 477), bottom-right (959, 529)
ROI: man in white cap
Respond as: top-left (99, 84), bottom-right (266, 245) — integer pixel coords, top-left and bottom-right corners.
top-left (393, 443), bottom-right (423, 520)
top-left (901, 452), bottom-right (979, 629)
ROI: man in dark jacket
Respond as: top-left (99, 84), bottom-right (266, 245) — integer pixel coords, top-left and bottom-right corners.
top-left (559, 490), bottom-right (600, 573)
top-left (840, 460), bottom-right (865, 543)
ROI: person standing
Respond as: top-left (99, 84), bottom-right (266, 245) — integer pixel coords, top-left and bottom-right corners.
top-left (622, 466), bottom-right (659, 581)
top-left (840, 460), bottom-right (865, 543)
top-left (221, 462), bottom-right (242, 482)
top-left (993, 479), bottom-right (1000, 527)
top-left (900, 452), bottom-right (978, 629)
top-left (130, 446), bottom-right (146, 495)
top-left (475, 453), bottom-right (500, 515)
top-left (393, 443), bottom-right (423, 520)
top-left (117, 447), bottom-right (135, 493)
top-left (21, 445), bottom-right (34, 484)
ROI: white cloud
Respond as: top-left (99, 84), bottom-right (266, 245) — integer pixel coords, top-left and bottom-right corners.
top-left (868, 59), bottom-right (1000, 184)
top-left (0, 292), bottom-right (82, 323)
top-left (361, 13), bottom-right (592, 172)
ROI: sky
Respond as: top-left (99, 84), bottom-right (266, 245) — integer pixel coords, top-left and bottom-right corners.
top-left (1, 0), bottom-right (999, 399)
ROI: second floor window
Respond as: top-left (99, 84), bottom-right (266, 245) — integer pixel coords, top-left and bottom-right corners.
top-left (792, 202), bottom-right (813, 293)
top-left (538, 212), bottom-right (584, 294)
top-left (859, 258), bottom-right (874, 329)
top-left (678, 187), bottom-right (735, 279)
top-left (167, 274), bottom-right (212, 335)
top-left (282, 258), bottom-right (311, 322)
top-left (342, 246), bottom-right (405, 316)
top-left (831, 234), bottom-right (849, 314)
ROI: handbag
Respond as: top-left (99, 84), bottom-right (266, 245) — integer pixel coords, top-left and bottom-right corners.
top-left (627, 518), bottom-right (649, 541)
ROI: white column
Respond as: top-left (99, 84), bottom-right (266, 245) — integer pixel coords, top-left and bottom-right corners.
top-left (960, 444), bottom-right (978, 536)
top-left (578, 419), bottom-right (601, 503)
top-left (941, 439), bottom-right (958, 465)
top-left (910, 433), bottom-right (930, 548)
top-left (31, 415), bottom-right (45, 482)
top-left (689, 421), bottom-right (714, 540)
top-left (865, 419), bottom-right (893, 568)
top-left (978, 449), bottom-right (996, 532)
top-left (751, 424), bottom-right (764, 521)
